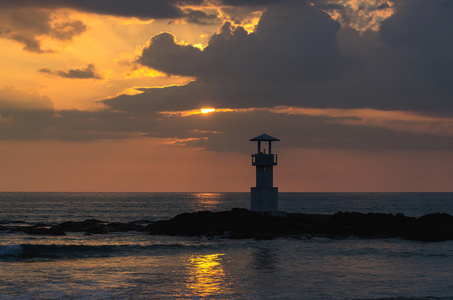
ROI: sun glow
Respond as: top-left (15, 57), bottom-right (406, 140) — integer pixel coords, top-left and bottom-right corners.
top-left (192, 192), bottom-right (221, 211)
top-left (201, 108), bottom-right (215, 114)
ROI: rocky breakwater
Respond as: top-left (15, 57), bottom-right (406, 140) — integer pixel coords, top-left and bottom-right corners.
top-left (147, 208), bottom-right (453, 242)
top-left (3, 209), bottom-right (453, 241)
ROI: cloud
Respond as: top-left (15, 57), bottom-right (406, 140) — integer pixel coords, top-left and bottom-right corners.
top-left (134, 2), bottom-right (342, 108)
top-left (1, 0), bottom-right (453, 156)
top-left (0, 87), bottom-right (54, 113)
top-left (0, 87), bottom-right (55, 139)
top-left (380, 0), bottom-right (453, 94)
top-left (0, 88), bottom-right (139, 140)
top-left (125, 0), bottom-right (453, 115)
top-left (181, 8), bottom-right (218, 25)
top-left (0, 0), bottom-right (214, 53)
top-left (315, 0), bottom-right (396, 32)
top-left (95, 0), bottom-right (453, 153)
top-left (1, 87), bottom-right (452, 154)
top-left (0, 0), bottom-right (208, 21)
top-left (0, 8), bottom-right (87, 53)
top-left (139, 1), bottom-right (341, 82)
top-left (1, 88), bottom-right (451, 152)
top-left (50, 19), bottom-right (88, 41)
top-left (219, 0), bottom-right (285, 6)
top-left (38, 64), bottom-right (102, 79)
top-left (170, 110), bottom-right (453, 153)
top-left (138, 33), bottom-right (203, 77)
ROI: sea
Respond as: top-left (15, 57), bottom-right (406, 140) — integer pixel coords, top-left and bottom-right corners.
top-left (1, 192), bottom-right (453, 299)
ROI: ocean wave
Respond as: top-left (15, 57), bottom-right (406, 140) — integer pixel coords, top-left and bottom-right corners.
top-left (0, 243), bottom-right (210, 261)
top-left (0, 244), bottom-right (24, 256)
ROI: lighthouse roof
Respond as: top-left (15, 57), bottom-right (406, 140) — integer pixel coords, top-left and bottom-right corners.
top-left (250, 133), bottom-right (280, 141)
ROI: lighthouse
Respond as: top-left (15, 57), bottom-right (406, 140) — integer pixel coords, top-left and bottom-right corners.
top-left (250, 133), bottom-right (280, 214)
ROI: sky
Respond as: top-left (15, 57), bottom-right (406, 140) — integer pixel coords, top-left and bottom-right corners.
top-left (0, 0), bottom-right (452, 192)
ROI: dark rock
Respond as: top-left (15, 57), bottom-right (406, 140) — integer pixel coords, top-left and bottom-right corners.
top-left (24, 227), bottom-right (49, 235)
top-left (49, 227), bottom-right (66, 235)
top-left (86, 226), bottom-right (109, 234)
top-left (404, 213), bottom-right (453, 241)
top-left (51, 219), bottom-right (107, 233)
top-left (34, 222), bottom-right (54, 227)
top-left (106, 222), bottom-right (143, 232)
top-left (0, 220), bottom-right (26, 224)
top-left (146, 209), bottom-right (453, 242)
top-left (131, 220), bottom-right (154, 225)
top-left (14, 210), bottom-right (453, 241)
top-left (24, 226), bottom-right (66, 236)
top-left (147, 208), bottom-right (325, 240)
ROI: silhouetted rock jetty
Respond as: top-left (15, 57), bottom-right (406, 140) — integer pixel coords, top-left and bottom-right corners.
top-left (3, 209), bottom-right (453, 241)
top-left (147, 209), bottom-right (453, 242)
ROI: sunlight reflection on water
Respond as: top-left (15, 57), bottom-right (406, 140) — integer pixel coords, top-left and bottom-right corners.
top-left (191, 193), bottom-right (223, 212)
top-left (185, 253), bottom-right (230, 297)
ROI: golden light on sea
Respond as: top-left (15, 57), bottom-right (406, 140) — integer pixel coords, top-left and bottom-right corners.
top-left (186, 254), bottom-right (229, 297)
top-left (191, 192), bottom-right (222, 211)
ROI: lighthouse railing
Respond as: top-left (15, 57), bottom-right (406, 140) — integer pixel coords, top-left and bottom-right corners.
top-left (251, 153), bottom-right (277, 166)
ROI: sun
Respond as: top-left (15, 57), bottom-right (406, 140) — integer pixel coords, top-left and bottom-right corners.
top-left (201, 108), bottom-right (215, 114)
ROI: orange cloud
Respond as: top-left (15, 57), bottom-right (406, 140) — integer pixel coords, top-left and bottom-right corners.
top-left (38, 63), bottom-right (102, 79)
top-left (0, 8), bottom-right (88, 53)
top-left (316, 0), bottom-right (396, 32)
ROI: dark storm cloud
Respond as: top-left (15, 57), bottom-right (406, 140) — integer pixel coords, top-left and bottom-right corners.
top-left (380, 0), bottom-right (453, 93)
top-left (139, 1), bottom-right (341, 82)
top-left (0, 88), bottom-right (145, 140)
top-left (38, 64), bottom-right (102, 79)
top-left (129, 0), bottom-right (453, 114)
top-left (219, 0), bottom-right (285, 6)
top-left (2, 89), bottom-right (452, 152)
top-left (315, 3), bottom-right (344, 10)
top-left (102, 82), bottom-right (213, 113)
top-left (166, 110), bottom-right (453, 153)
top-left (96, 0), bottom-right (453, 152)
top-left (0, 0), bottom-right (205, 20)
top-left (182, 9), bottom-right (218, 25)
top-left (138, 33), bottom-right (203, 77)
top-left (376, 3), bottom-right (391, 10)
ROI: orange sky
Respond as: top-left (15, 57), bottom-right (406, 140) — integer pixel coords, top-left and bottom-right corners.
top-left (0, 0), bottom-right (452, 192)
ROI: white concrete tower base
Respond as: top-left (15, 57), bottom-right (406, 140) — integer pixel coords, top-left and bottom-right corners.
top-left (251, 187), bottom-right (278, 212)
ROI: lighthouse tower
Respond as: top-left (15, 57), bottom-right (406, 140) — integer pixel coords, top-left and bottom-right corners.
top-left (250, 133), bottom-right (280, 214)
